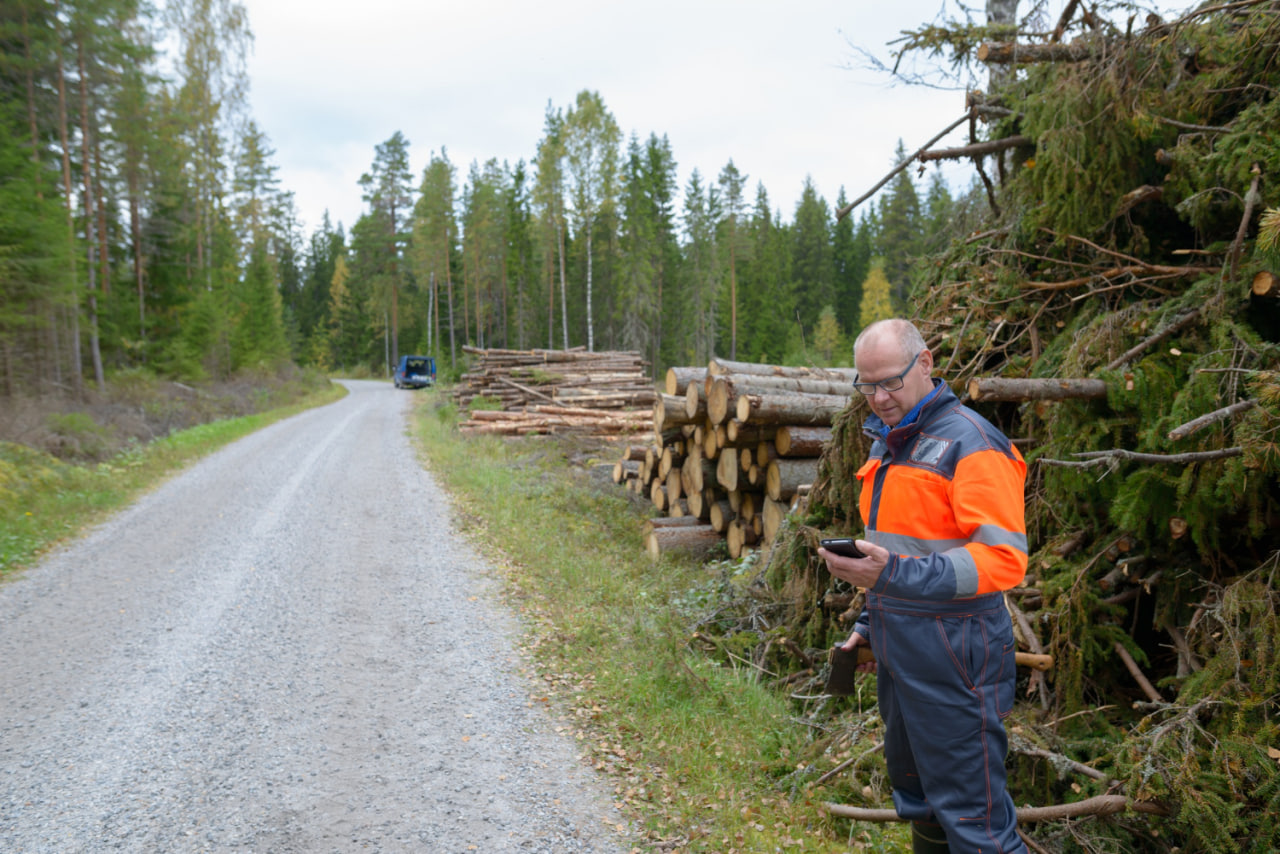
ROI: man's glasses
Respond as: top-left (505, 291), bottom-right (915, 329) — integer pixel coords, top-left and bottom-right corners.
top-left (853, 351), bottom-right (921, 395)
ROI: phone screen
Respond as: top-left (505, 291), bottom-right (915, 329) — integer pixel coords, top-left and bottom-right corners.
top-left (820, 537), bottom-right (866, 559)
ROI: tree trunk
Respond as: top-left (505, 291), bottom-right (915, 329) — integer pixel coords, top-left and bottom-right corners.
top-left (766, 458), bottom-right (820, 501)
top-left (967, 377), bottom-right (1108, 401)
top-left (978, 42), bottom-right (1094, 64)
top-left (76, 33), bottom-right (104, 391)
top-left (558, 217), bottom-right (569, 349)
top-left (53, 1), bottom-right (83, 394)
top-left (709, 357), bottom-right (858, 382)
top-left (665, 366), bottom-right (707, 395)
top-left (1252, 271), bottom-right (1279, 298)
top-left (645, 524), bottom-right (720, 562)
top-left (736, 391), bottom-right (852, 426)
top-left (775, 426), bottom-right (834, 457)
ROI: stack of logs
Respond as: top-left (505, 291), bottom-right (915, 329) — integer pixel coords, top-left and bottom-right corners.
top-left (612, 359), bottom-right (861, 561)
top-left (455, 346), bottom-right (656, 437)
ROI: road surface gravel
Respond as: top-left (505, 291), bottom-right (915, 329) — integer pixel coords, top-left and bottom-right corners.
top-left (0, 380), bottom-right (627, 853)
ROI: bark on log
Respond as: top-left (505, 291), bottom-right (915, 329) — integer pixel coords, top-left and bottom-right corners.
top-left (766, 459), bottom-right (821, 501)
top-left (653, 393), bottom-right (698, 433)
top-left (824, 793), bottom-right (1168, 824)
top-left (643, 515), bottom-right (706, 536)
top-left (708, 358), bottom-right (858, 382)
top-left (725, 420), bottom-right (777, 446)
top-left (919, 135), bottom-right (1032, 163)
top-left (968, 377), bottom-right (1108, 401)
top-left (645, 524), bottom-right (721, 562)
top-left (775, 426), bottom-right (833, 457)
top-left (1252, 270), bottom-right (1280, 298)
top-left (665, 366), bottom-right (708, 395)
top-left (977, 41), bottom-right (1095, 64)
top-left (737, 391), bottom-right (853, 426)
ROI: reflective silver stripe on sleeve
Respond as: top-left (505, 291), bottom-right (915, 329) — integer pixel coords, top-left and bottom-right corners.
top-left (946, 547), bottom-right (980, 597)
top-left (872, 530), bottom-right (969, 556)
top-left (971, 524), bottom-right (1029, 555)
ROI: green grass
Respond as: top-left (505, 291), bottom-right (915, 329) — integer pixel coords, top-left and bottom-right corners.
top-left (0, 382), bottom-right (346, 578)
top-left (411, 397), bottom-right (909, 853)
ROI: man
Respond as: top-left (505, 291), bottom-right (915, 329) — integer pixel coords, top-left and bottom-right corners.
top-left (819, 318), bottom-right (1029, 854)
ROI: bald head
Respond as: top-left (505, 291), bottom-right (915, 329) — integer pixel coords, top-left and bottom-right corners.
top-left (853, 319), bottom-right (934, 426)
top-left (853, 319), bottom-right (926, 364)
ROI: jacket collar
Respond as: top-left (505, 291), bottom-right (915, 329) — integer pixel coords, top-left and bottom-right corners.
top-left (863, 379), bottom-right (954, 447)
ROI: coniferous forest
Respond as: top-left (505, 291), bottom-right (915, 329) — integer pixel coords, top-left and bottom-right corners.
top-left (0, 0), bottom-right (971, 397)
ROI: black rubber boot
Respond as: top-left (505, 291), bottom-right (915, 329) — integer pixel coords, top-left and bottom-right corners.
top-left (911, 821), bottom-right (951, 854)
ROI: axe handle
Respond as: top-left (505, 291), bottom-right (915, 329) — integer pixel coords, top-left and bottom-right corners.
top-left (852, 646), bottom-right (1054, 671)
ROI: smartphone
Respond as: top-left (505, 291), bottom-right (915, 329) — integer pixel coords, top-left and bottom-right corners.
top-left (820, 537), bottom-right (866, 559)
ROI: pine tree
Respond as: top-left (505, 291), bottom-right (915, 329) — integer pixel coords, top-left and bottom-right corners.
top-left (876, 139), bottom-right (922, 308)
top-left (790, 177), bottom-right (833, 332)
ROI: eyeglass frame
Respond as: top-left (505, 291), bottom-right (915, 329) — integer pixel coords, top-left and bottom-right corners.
top-left (853, 351), bottom-right (922, 396)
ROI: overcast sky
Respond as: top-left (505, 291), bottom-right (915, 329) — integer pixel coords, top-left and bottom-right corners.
top-left (239, 1), bottom-right (1164, 238)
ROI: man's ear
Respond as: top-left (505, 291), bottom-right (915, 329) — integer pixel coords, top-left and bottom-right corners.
top-left (918, 348), bottom-right (935, 376)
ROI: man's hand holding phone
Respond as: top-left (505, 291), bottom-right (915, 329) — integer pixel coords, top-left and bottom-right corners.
top-left (817, 536), bottom-right (889, 590)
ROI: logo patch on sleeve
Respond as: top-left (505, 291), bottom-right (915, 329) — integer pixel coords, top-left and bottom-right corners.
top-left (910, 435), bottom-right (953, 467)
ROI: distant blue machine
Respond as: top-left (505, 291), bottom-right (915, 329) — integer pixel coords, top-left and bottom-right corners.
top-left (392, 355), bottom-right (436, 389)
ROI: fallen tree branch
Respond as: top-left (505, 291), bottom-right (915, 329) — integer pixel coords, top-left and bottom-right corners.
top-left (918, 135), bottom-right (1032, 163)
top-left (836, 112), bottom-right (973, 221)
top-left (1073, 447), bottom-right (1244, 464)
top-left (1167, 398), bottom-right (1258, 440)
top-left (1105, 309), bottom-right (1203, 370)
top-left (1115, 641), bottom-right (1163, 703)
top-left (1228, 164), bottom-right (1263, 279)
top-left (824, 794), bottom-right (1169, 824)
top-left (977, 41), bottom-right (1095, 64)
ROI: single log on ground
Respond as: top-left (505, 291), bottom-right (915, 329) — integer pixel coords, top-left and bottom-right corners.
top-left (665, 366), bottom-right (708, 395)
top-left (968, 377), bottom-right (1108, 402)
top-left (645, 524), bottom-right (721, 562)
top-left (824, 794), bottom-right (1168, 824)
top-left (620, 444), bottom-right (647, 462)
top-left (1252, 270), bottom-right (1280, 298)
top-left (767, 458), bottom-right (821, 501)
top-left (977, 40), bottom-right (1095, 64)
top-left (737, 392), bottom-right (852, 426)
top-left (775, 426), bottom-right (833, 457)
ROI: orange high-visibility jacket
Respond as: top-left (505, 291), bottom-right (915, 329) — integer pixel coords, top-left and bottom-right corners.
top-left (856, 383), bottom-right (1028, 599)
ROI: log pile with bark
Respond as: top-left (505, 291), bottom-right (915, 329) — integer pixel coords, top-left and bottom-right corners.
top-left (611, 358), bottom-right (860, 562)
top-left (455, 346), bottom-right (656, 438)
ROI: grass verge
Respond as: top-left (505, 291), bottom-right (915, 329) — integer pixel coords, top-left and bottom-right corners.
top-left (0, 381), bottom-right (346, 578)
top-left (411, 395), bottom-right (908, 853)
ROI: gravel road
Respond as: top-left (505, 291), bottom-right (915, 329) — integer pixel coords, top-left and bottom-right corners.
top-left (0, 380), bottom-right (627, 853)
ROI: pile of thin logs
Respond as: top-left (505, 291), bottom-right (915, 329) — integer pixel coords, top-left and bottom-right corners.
top-left (455, 346), bottom-right (656, 438)
top-left (612, 359), bottom-right (860, 561)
